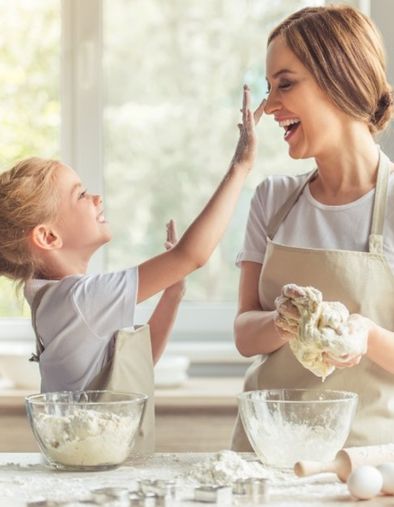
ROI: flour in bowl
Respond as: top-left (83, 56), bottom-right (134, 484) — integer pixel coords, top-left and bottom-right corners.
top-left (35, 408), bottom-right (140, 467)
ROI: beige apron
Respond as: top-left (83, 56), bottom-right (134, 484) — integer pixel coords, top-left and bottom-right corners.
top-left (30, 287), bottom-right (155, 454)
top-left (232, 151), bottom-right (394, 451)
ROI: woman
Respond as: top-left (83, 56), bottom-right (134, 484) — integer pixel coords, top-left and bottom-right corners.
top-left (232, 5), bottom-right (394, 450)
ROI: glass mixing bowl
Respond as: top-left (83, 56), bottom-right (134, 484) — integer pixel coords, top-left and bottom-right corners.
top-left (26, 390), bottom-right (148, 471)
top-left (238, 389), bottom-right (358, 468)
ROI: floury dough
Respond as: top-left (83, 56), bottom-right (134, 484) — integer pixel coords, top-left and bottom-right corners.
top-left (35, 408), bottom-right (140, 467)
top-left (275, 284), bottom-right (368, 379)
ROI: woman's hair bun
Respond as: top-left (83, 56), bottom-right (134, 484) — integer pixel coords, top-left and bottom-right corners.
top-left (371, 90), bottom-right (394, 130)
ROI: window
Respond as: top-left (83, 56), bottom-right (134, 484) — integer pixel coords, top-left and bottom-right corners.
top-left (102, 0), bottom-right (319, 303)
top-left (0, 0), bottom-right (61, 319)
top-left (2, 0), bottom-right (384, 355)
top-left (100, 0), bottom-right (320, 346)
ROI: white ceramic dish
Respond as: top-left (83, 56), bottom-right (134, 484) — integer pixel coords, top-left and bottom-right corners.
top-left (154, 355), bottom-right (190, 388)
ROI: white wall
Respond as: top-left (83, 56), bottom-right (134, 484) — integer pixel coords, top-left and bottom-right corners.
top-left (370, 0), bottom-right (394, 159)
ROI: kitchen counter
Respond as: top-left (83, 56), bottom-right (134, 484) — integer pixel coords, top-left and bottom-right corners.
top-left (0, 377), bottom-right (244, 411)
top-left (0, 452), bottom-right (391, 506)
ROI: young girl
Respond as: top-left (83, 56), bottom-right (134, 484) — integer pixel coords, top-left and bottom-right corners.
top-left (0, 86), bottom-right (265, 451)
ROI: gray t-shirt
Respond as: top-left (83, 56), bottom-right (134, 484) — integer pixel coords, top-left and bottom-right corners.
top-left (237, 171), bottom-right (394, 270)
top-left (24, 268), bottom-right (138, 392)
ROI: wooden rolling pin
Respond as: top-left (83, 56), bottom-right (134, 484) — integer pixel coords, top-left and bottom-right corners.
top-left (294, 444), bottom-right (394, 482)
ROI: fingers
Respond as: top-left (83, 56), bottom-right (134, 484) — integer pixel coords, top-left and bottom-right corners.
top-left (242, 84), bottom-right (250, 126)
top-left (282, 284), bottom-right (306, 299)
top-left (277, 300), bottom-right (299, 319)
top-left (327, 355), bottom-right (362, 368)
top-left (165, 219), bottom-right (179, 250)
top-left (275, 313), bottom-right (299, 334)
top-left (275, 296), bottom-right (300, 322)
top-left (166, 219), bottom-right (178, 244)
top-left (323, 351), bottom-right (362, 368)
top-left (240, 84), bottom-right (266, 130)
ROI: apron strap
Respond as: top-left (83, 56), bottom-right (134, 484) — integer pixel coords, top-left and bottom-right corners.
top-left (267, 169), bottom-right (317, 239)
top-left (29, 284), bottom-right (52, 362)
top-left (369, 151), bottom-right (390, 254)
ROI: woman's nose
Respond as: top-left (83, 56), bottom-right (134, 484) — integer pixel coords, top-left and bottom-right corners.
top-left (264, 90), bottom-right (281, 115)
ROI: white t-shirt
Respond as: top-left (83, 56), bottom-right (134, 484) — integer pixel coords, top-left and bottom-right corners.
top-left (237, 171), bottom-right (394, 270)
top-left (24, 268), bottom-right (138, 393)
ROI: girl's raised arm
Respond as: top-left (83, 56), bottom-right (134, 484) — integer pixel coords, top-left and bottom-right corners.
top-left (137, 86), bottom-right (265, 303)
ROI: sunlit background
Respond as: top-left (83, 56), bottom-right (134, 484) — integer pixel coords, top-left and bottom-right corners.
top-left (0, 0), bottom-right (321, 317)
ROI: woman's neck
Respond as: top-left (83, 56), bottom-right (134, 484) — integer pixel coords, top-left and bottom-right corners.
top-left (310, 130), bottom-right (381, 205)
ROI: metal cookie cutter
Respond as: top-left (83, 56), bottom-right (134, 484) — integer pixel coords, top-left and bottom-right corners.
top-left (135, 490), bottom-right (174, 507)
top-left (138, 479), bottom-right (177, 500)
top-left (91, 486), bottom-right (130, 505)
top-left (233, 477), bottom-right (270, 503)
top-left (128, 492), bottom-right (142, 506)
top-left (194, 485), bottom-right (232, 504)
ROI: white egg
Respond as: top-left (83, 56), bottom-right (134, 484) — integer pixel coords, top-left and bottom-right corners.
top-left (347, 465), bottom-right (383, 500)
top-left (377, 463), bottom-right (394, 495)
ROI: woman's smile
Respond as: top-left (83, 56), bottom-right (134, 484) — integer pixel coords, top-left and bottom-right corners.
top-left (278, 118), bottom-right (301, 141)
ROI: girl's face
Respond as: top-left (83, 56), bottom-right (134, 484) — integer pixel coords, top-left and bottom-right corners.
top-left (265, 35), bottom-right (351, 160)
top-left (52, 164), bottom-right (112, 254)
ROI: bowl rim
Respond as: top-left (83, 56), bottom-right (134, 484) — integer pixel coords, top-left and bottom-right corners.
top-left (237, 388), bottom-right (358, 404)
top-left (25, 389), bottom-right (148, 406)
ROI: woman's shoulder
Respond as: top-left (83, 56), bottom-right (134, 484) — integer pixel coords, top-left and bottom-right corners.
top-left (254, 171), bottom-right (312, 203)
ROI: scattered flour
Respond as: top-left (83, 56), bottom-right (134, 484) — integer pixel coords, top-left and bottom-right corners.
top-left (187, 450), bottom-right (267, 485)
top-left (0, 453), bottom-right (349, 505)
top-left (35, 408), bottom-right (140, 467)
top-left (275, 283), bottom-right (368, 379)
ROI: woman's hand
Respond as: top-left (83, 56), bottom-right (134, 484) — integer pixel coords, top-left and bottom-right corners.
top-left (274, 308), bottom-right (299, 342)
top-left (164, 219), bottom-right (186, 296)
top-left (274, 286), bottom-right (303, 341)
top-left (324, 313), bottom-right (370, 368)
top-left (231, 85), bottom-right (266, 171)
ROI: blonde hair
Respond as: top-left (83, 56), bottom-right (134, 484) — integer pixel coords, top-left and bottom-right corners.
top-left (268, 5), bottom-right (393, 133)
top-left (0, 157), bottom-right (60, 284)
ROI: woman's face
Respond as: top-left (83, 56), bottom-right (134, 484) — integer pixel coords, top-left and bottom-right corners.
top-left (265, 35), bottom-right (350, 160)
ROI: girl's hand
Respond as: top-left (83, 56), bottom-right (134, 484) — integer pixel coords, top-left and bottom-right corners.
top-left (164, 219), bottom-right (186, 296)
top-left (231, 85), bottom-right (266, 171)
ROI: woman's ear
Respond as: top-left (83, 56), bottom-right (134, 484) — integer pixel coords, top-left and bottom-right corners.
top-left (30, 224), bottom-right (63, 250)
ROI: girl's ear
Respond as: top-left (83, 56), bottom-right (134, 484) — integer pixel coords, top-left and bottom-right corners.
top-left (30, 225), bottom-right (63, 250)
